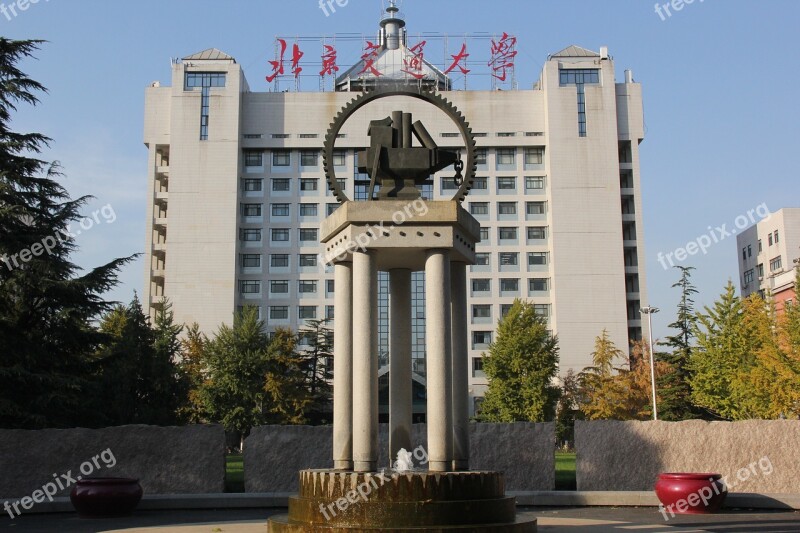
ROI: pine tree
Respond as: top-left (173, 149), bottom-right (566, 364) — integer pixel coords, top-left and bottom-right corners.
top-left (298, 318), bottom-right (333, 422)
top-left (0, 39), bottom-right (133, 428)
top-left (658, 266), bottom-right (702, 420)
top-left (478, 299), bottom-right (560, 422)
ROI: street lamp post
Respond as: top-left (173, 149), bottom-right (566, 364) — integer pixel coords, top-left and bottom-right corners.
top-left (640, 306), bottom-right (660, 421)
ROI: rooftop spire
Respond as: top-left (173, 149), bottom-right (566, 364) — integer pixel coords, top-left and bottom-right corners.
top-left (380, 0), bottom-right (406, 50)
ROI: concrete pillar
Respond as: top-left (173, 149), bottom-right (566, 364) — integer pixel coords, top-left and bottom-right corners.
top-left (425, 249), bottom-right (453, 472)
top-left (389, 268), bottom-right (412, 464)
top-left (352, 251), bottom-right (378, 472)
top-left (333, 262), bottom-right (353, 470)
top-left (450, 261), bottom-right (470, 471)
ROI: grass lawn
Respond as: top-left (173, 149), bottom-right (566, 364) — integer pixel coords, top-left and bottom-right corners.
top-left (555, 451), bottom-right (576, 491)
top-left (225, 452), bottom-right (577, 492)
top-left (226, 454), bottom-right (244, 493)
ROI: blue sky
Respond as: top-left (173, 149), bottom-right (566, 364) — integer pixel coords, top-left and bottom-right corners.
top-left (3, 0), bottom-right (798, 342)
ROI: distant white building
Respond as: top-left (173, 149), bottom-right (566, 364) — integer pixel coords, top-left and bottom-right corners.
top-left (737, 208), bottom-right (800, 312)
top-left (142, 8), bottom-right (648, 413)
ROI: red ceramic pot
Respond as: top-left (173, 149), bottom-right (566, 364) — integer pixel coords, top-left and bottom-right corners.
top-left (654, 473), bottom-right (727, 514)
top-left (70, 477), bottom-right (143, 518)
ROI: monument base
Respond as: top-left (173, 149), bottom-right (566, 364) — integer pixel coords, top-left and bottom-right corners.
top-left (267, 470), bottom-right (537, 532)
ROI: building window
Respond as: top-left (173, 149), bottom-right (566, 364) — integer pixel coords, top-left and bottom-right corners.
top-left (272, 178), bottom-right (291, 192)
top-left (326, 279), bottom-right (335, 294)
top-left (326, 305), bottom-right (335, 320)
top-left (496, 149), bottom-right (515, 166)
top-left (271, 280), bottom-right (289, 294)
top-left (475, 253), bottom-right (490, 266)
top-left (300, 178), bottom-right (318, 191)
top-left (757, 263), bottom-right (764, 278)
top-left (299, 228), bottom-right (318, 242)
top-left (300, 151), bottom-right (319, 167)
top-left (473, 177), bottom-right (487, 189)
top-left (271, 254), bottom-right (289, 268)
top-left (441, 177), bottom-right (459, 190)
top-left (524, 147), bottom-right (544, 165)
top-left (240, 280), bottom-right (260, 294)
top-left (498, 202), bottom-right (517, 215)
top-left (472, 305), bottom-right (491, 318)
top-left (473, 357), bottom-right (484, 376)
top-left (500, 304), bottom-right (513, 317)
top-left (747, 244), bottom-right (752, 258)
top-left (744, 269), bottom-right (755, 285)
top-left (479, 227), bottom-right (489, 241)
top-left (475, 149), bottom-right (487, 165)
top-left (270, 306), bottom-right (289, 320)
top-left (500, 278), bottom-right (519, 292)
top-left (244, 178), bottom-right (263, 191)
top-left (774, 230), bottom-right (780, 244)
top-left (769, 233), bottom-right (773, 246)
top-left (472, 331), bottom-right (492, 346)
top-left (240, 229), bottom-right (261, 242)
top-left (241, 254), bottom-right (261, 268)
top-left (271, 229), bottom-right (290, 242)
top-left (530, 278), bottom-right (549, 291)
top-left (560, 69), bottom-right (599, 137)
top-left (299, 306), bottom-right (317, 319)
top-left (527, 226), bottom-right (546, 240)
top-left (472, 279), bottom-right (491, 292)
top-left (498, 227), bottom-right (517, 240)
top-left (526, 201), bottom-right (546, 215)
top-left (300, 203), bottom-right (318, 217)
top-left (299, 280), bottom-right (318, 294)
top-left (299, 254), bottom-right (318, 267)
top-left (528, 252), bottom-right (548, 265)
top-left (499, 252), bottom-right (518, 265)
top-left (244, 150), bottom-right (263, 167)
top-left (333, 150), bottom-right (347, 166)
top-left (271, 203), bottom-right (290, 217)
top-left (272, 150), bottom-right (291, 167)
top-left (742, 247), bottom-right (747, 261)
top-left (242, 203), bottom-right (262, 217)
top-left (185, 72), bottom-right (226, 140)
top-left (470, 202), bottom-right (489, 215)
top-left (758, 239), bottom-right (762, 253)
top-left (534, 304), bottom-right (550, 317)
top-left (497, 177), bottom-right (516, 190)
top-left (770, 256), bottom-right (783, 271)
top-left (327, 203), bottom-right (339, 216)
top-left (525, 176), bottom-right (544, 190)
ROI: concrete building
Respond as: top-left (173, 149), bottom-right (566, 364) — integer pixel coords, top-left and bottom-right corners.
top-left (738, 208), bottom-right (800, 312)
top-left (142, 9), bottom-right (648, 412)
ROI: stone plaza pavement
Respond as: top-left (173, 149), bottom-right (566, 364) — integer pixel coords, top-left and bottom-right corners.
top-left (2, 507), bottom-right (800, 532)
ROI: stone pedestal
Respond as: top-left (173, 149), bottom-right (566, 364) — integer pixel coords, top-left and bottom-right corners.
top-left (267, 470), bottom-right (537, 532)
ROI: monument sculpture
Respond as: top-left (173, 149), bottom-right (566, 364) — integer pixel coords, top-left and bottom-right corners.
top-left (267, 85), bottom-right (537, 531)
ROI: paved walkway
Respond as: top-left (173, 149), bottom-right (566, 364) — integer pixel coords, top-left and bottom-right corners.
top-left (2, 507), bottom-right (800, 532)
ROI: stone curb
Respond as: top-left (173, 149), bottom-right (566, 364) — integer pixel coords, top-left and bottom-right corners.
top-left (7, 491), bottom-right (799, 516)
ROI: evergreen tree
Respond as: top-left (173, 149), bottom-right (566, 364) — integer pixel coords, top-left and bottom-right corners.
top-left (178, 323), bottom-right (209, 424)
top-left (264, 327), bottom-right (310, 425)
top-left (658, 266), bottom-right (702, 420)
top-left (478, 299), bottom-right (560, 422)
top-left (0, 39), bottom-right (133, 428)
top-left (298, 318), bottom-right (333, 422)
top-left (94, 296), bottom-right (183, 426)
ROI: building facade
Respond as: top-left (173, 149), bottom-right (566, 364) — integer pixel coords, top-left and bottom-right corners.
top-left (738, 208), bottom-right (800, 312)
top-left (142, 12), bottom-right (647, 412)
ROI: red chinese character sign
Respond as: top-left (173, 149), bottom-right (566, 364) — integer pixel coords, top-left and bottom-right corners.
top-left (266, 38), bottom-right (287, 83)
top-left (488, 32), bottom-right (517, 88)
top-left (445, 43), bottom-right (470, 76)
top-left (358, 40), bottom-right (383, 78)
top-left (402, 40), bottom-right (427, 80)
top-left (320, 44), bottom-right (339, 77)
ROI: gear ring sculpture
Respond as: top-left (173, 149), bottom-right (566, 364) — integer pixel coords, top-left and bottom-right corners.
top-left (323, 86), bottom-right (477, 203)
